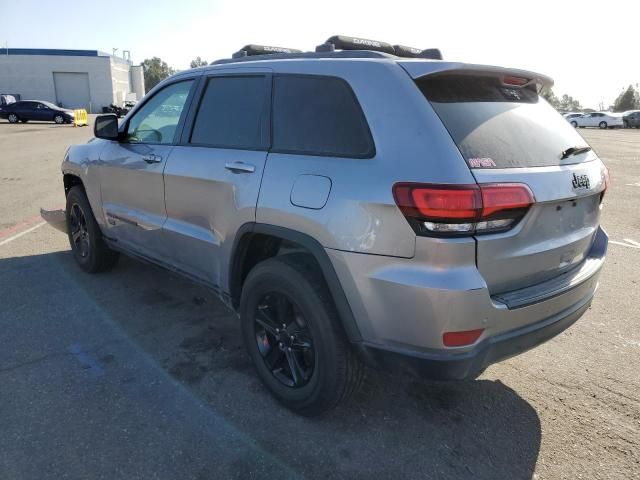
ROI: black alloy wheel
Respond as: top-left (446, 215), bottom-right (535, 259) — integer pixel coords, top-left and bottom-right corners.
top-left (69, 203), bottom-right (90, 259)
top-left (254, 292), bottom-right (315, 388)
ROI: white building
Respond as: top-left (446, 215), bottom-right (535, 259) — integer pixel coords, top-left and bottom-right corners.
top-left (0, 48), bottom-right (145, 113)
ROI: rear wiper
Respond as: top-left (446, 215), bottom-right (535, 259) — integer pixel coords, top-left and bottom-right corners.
top-left (561, 146), bottom-right (591, 160)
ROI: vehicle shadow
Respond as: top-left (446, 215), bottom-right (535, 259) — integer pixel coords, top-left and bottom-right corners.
top-left (2, 250), bottom-right (542, 479)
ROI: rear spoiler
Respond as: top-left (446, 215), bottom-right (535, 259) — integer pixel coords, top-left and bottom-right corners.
top-left (398, 61), bottom-right (553, 92)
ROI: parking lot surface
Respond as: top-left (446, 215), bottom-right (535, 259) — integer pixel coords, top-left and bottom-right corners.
top-left (1, 120), bottom-right (639, 479)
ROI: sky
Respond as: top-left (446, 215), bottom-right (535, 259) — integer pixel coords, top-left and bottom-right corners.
top-left (1, 0), bottom-right (639, 109)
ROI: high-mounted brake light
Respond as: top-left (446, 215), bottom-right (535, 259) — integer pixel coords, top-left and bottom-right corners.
top-left (503, 75), bottom-right (529, 86)
top-left (393, 183), bottom-right (534, 236)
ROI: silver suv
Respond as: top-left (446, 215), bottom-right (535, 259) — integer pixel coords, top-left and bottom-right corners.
top-left (61, 36), bottom-right (608, 415)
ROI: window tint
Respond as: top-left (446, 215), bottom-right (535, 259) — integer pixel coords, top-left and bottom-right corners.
top-left (417, 74), bottom-right (590, 168)
top-left (127, 80), bottom-right (193, 144)
top-left (190, 76), bottom-right (267, 149)
top-left (272, 75), bottom-right (374, 158)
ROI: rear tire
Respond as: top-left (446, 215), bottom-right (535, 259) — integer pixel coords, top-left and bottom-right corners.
top-left (65, 186), bottom-right (119, 273)
top-left (8, 113), bottom-right (19, 124)
top-left (240, 254), bottom-right (364, 416)
top-left (599, 121), bottom-right (608, 129)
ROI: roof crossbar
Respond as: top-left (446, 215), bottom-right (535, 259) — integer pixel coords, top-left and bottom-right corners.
top-left (232, 44), bottom-right (302, 59)
top-left (315, 35), bottom-right (395, 55)
top-left (393, 44), bottom-right (443, 60)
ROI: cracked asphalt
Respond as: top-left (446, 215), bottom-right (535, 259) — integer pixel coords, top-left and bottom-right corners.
top-left (0, 120), bottom-right (638, 479)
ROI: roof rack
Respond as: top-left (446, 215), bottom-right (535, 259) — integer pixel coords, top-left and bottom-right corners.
top-left (210, 36), bottom-right (443, 65)
top-left (232, 44), bottom-right (302, 59)
top-left (212, 49), bottom-right (394, 65)
top-left (315, 35), bottom-right (395, 55)
top-left (393, 44), bottom-right (443, 60)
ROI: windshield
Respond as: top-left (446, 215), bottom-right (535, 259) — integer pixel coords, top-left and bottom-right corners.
top-left (416, 73), bottom-right (591, 168)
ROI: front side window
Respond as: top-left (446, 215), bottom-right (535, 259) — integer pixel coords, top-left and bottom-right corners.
top-left (272, 75), bottom-right (374, 158)
top-left (189, 76), bottom-right (268, 149)
top-left (127, 80), bottom-right (193, 144)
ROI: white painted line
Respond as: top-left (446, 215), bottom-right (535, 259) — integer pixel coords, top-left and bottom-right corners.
top-left (625, 183), bottom-right (640, 187)
top-left (610, 240), bottom-right (640, 249)
top-left (623, 238), bottom-right (640, 247)
top-left (0, 221), bottom-right (46, 247)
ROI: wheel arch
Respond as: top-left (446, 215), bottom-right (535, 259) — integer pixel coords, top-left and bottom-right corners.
top-left (229, 223), bottom-right (362, 343)
top-left (63, 173), bottom-right (85, 195)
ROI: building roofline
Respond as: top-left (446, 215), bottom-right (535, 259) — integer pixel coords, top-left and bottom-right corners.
top-left (0, 48), bottom-right (131, 64)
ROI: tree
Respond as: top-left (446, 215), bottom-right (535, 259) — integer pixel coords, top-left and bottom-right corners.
top-left (558, 94), bottom-right (582, 112)
top-left (190, 56), bottom-right (208, 68)
top-left (142, 57), bottom-right (175, 91)
top-left (612, 85), bottom-right (639, 112)
top-left (541, 88), bottom-right (560, 109)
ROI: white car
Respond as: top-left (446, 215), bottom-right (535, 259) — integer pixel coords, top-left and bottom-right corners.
top-left (569, 112), bottom-right (624, 129)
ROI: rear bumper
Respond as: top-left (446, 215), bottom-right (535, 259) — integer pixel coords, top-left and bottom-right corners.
top-left (360, 295), bottom-right (591, 380)
top-left (328, 227), bottom-right (607, 378)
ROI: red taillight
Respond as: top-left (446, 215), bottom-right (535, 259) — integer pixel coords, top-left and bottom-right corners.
top-left (503, 75), bottom-right (529, 86)
top-left (480, 184), bottom-right (535, 217)
top-left (406, 185), bottom-right (481, 220)
top-left (443, 328), bottom-right (485, 347)
top-left (393, 183), bottom-right (534, 236)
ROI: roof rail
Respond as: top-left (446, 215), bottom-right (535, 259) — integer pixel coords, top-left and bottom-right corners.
top-left (211, 49), bottom-right (394, 65)
top-left (232, 44), bottom-right (302, 59)
top-left (393, 44), bottom-right (443, 60)
top-left (315, 35), bottom-right (395, 55)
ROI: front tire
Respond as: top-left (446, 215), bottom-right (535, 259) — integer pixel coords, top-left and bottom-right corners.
top-left (599, 121), bottom-right (608, 129)
top-left (8, 113), bottom-right (19, 123)
top-left (240, 254), bottom-right (364, 416)
top-left (66, 186), bottom-right (119, 273)
top-left (571, 121), bottom-right (578, 128)
top-left (54, 114), bottom-right (65, 124)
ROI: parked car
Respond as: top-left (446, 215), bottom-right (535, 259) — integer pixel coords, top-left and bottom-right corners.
top-left (0, 100), bottom-right (75, 124)
top-left (60, 36), bottom-right (608, 415)
top-left (569, 112), bottom-right (624, 129)
top-left (0, 94), bottom-right (18, 105)
top-left (623, 110), bottom-right (640, 128)
top-left (563, 112), bottom-right (582, 120)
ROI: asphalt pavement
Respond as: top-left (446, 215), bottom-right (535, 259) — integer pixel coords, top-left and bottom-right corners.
top-left (0, 120), bottom-right (638, 479)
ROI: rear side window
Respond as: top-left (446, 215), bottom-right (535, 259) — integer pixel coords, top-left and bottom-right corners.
top-left (190, 76), bottom-right (268, 150)
top-left (272, 75), bottom-right (374, 158)
top-left (417, 74), bottom-right (590, 168)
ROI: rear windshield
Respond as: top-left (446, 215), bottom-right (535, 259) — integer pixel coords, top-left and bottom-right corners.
top-left (416, 74), bottom-right (590, 168)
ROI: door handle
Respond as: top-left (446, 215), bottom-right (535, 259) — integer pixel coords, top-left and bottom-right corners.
top-left (142, 153), bottom-right (162, 164)
top-left (225, 161), bottom-right (255, 173)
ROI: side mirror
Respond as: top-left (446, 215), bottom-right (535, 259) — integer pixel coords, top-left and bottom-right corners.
top-left (94, 114), bottom-right (120, 140)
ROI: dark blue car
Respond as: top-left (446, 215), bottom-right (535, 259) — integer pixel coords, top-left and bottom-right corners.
top-left (0, 100), bottom-right (75, 124)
